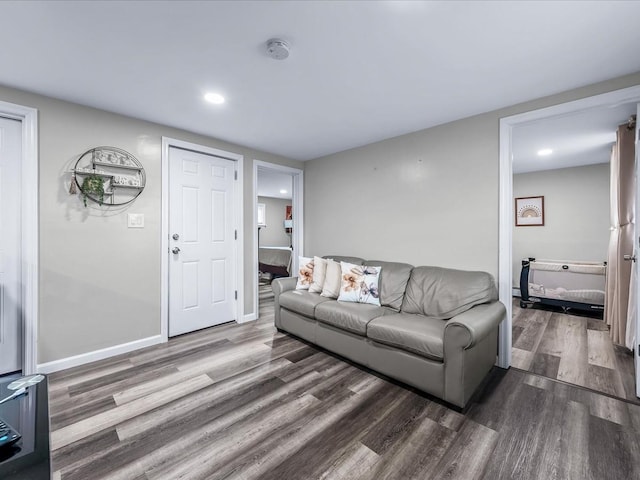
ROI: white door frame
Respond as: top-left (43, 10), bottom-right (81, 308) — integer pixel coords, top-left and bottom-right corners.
top-left (0, 101), bottom-right (38, 375)
top-left (498, 84), bottom-right (640, 368)
top-left (251, 160), bottom-right (304, 321)
top-left (161, 137), bottom-right (244, 341)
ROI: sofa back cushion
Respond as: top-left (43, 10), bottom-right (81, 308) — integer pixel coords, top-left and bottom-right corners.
top-left (365, 260), bottom-right (413, 311)
top-left (401, 266), bottom-right (497, 319)
top-left (322, 255), bottom-right (365, 265)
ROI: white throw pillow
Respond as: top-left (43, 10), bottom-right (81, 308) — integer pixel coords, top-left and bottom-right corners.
top-left (295, 256), bottom-right (314, 290)
top-left (309, 256), bottom-right (329, 293)
top-left (321, 259), bottom-right (342, 298)
top-left (337, 262), bottom-right (381, 306)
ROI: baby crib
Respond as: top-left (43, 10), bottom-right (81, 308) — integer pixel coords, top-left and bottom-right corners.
top-left (519, 258), bottom-right (606, 314)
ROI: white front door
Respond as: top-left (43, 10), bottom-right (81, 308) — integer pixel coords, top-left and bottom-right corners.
top-left (0, 116), bottom-right (22, 374)
top-left (168, 147), bottom-right (237, 337)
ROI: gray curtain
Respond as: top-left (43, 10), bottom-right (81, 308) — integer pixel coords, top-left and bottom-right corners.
top-left (605, 123), bottom-right (635, 346)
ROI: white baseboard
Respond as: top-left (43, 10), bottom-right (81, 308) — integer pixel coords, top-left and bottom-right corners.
top-left (37, 335), bottom-right (164, 374)
top-left (512, 287), bottom-right (521, 297)
top-left (239, 313), bottom-right (257, 323)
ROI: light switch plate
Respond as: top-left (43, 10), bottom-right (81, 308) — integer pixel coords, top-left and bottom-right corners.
top-left (128, 213), bottom-right (144, 228)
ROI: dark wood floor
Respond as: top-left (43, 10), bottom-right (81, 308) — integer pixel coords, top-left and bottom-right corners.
top-left (512, 299), bottom-right (638, 404)
top-left (49, 288), bottom-right (640, 479)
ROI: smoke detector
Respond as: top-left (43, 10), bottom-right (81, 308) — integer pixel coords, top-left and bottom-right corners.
top-left (266, 38), bottom-right (290, 60)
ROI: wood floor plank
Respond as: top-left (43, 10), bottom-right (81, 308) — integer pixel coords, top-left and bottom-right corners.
top-left (361, 416), bottom-right (457, 480)
top-left (359, 392), bottom-right (429, 455)
top-left (52, 374), bottom-right (214, 450)
top-left (587, 318), bottom-right (609, 331)
top-left (587, 329), bottom-right (617, 369)
top-left (112, 341), bottom-right (272, 405)
top-left (588, 414), bottom-right (640, 479)
top-left (556, 316), bottom-right (588, 386)
top-left (536, 313), bottom-right (565, 357)
top-left (50, 394), bottom-right (117, 431)
top-left (586, 364), bottom-right (626, 398)
top-left (513, 308), bottom-right (550, 352)
top-left (588, 392), bottom-right (632, 426)
top-left (317, 442), bottom-right (379, 480)
top-left (511, 347), bottom-right (534, 370)
top-left (614, 344), bottom-right (638, 402)
top-left (530, 352), bottom-right (560, 378)
top-left (480, 382), bottom-right (554, 480)
top-left (560, 400), bottom-right (590, 480)
top-left (431, 419), bottom-right (498, 480)
top-left (511, 325), bottom-right (524, 345)
top-left (52, 428), bottom-right (120, 472)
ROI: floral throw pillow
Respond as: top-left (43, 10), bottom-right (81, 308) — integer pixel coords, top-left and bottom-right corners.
top-left (337, 262), bottom-right (381, 305)
top-left (295, 256), bottom-right (315, 290)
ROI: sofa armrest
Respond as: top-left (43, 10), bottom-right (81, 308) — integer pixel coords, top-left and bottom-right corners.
top-left (444, 302), bottom-right (506, 350)
top-left (272, 277), bottom-right (298, 298)
top-left (442, 301), bottom-right (505, 408)
top-left (272, 277), bottom-right (298, 328)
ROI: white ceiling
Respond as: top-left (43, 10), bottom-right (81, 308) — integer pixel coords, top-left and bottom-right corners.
top-left (1, 1), bottom-right (640, 161)
top-left (513, 103), bottom-right (636, 174)
top-left (257, 169), bottom-right (293, 199)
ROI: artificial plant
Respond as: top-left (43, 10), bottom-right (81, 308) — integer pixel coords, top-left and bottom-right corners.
top-left (81, 174), bottom-right (105, 206)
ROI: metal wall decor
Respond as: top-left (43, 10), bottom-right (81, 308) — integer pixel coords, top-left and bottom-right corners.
top-left (70, 146), bottom-right (146, 206)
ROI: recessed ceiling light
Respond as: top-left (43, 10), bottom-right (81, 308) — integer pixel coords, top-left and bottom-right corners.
top-left (280, 189), bottom-right (287, 194)
top-left (204, 92), bottom-right (225, 105)
top-left (537, 148), bottom-right (553, 156)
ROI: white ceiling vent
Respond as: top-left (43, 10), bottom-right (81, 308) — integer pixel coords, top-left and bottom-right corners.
top-left (266, 38), bottom-right (290, 60)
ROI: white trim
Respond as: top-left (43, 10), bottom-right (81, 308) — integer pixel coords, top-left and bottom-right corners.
top-left (498, 84), bottom-right (640, 368)
top-left (0, 101), bottom-right (38, 375)
top-left (512, 287), bottom-right (521, 297)
top-left (243, 313), bottom-right (257, 322)
top-left (36, 335), bottom-right (163, 374)
top-left (251, 160), bottom-right (304, 321)
top-left (161, 137), bottom-right (244, 338)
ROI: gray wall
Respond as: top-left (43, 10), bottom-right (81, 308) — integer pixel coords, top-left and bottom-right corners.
top-left (305, 72), bottom-right (640, 278)
top-left (513, 164), bottom-right (610, 288)
top-left (257, 196), bottom-right (292, 247)
top-left (0, 84), bottom-right (302, 364)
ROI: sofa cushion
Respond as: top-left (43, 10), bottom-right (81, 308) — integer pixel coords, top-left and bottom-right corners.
top-left (316, 301), bottom-right (387, 335)
top-left (279, 290), bottom-right (332, 318)
top-left (367, 313), bottom-right (445, 361)
top-left (322, 255), bottom-right (365, 265)
top-left (401, 266), bottom-right (497, 320)
top-left (365, 260), bottom-right (413, 311)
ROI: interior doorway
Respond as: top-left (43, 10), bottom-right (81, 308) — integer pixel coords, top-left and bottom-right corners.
top-left (0, 116), bottom-right (22, 375)
top-left (498, 85), bottom-right (640, 402)
top-left (0, 101), bottom-right (38, 376)
top-left (252, 161), bottom-right (303, 320)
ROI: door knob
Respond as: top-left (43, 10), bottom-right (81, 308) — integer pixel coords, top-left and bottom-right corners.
top-left (172, 247), bottom-right (181, 254)
top-left (623, 254), bottom-right (636, 262)
top-left (172, 233), bottom-right (179, 240)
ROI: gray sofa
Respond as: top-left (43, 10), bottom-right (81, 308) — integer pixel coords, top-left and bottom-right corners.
top-left (272, 256), bottom-right (506, 408)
